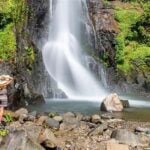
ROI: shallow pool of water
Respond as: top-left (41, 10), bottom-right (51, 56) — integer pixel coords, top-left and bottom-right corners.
top-left (28, 97), bottom-right (150, 122)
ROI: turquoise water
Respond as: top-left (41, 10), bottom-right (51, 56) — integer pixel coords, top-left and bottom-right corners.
top-left (28, 97), bottom-right (150, 122)
top-left (28, 100), bottom-right (100, 115)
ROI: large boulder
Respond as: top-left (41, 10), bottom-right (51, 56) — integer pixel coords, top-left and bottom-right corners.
top-left (100, 93), bottom-right (123, 112)
top-left (0, 130), bottom-right (45, 150)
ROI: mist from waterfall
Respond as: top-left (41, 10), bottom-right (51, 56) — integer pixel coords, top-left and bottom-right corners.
top-left (42, 0), bottom-right (107, 99)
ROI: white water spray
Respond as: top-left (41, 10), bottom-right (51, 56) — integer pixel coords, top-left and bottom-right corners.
top-left (42, 0), bottom-right (107, 99)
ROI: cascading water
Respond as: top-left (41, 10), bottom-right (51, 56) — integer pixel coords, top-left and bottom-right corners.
top-left (42, 0), bottom-right (107, 99)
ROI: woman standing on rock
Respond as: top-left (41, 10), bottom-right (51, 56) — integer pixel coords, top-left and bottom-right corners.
top-left (0, 75), bottom-right (13, 123)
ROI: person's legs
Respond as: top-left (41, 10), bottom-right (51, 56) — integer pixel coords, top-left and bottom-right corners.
top-left (0, 107), bottom-right (4, 122)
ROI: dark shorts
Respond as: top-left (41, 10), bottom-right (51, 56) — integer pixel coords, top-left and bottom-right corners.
top-left (0, 89), bottom-right (7, 107)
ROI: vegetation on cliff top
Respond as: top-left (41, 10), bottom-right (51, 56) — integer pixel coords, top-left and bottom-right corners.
top-left (0, 0), bottom-right (29, 61)
top-left (0, 0), bottom-right (16, 60)
top-left (114, 1), bottom-right (150, 74)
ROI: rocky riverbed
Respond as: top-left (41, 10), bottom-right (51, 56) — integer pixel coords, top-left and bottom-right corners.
top-left (0, 108), bottom-right (150, 150)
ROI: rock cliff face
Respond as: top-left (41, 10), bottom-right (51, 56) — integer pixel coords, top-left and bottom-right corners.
top-left (15, 0), bottom-right (52, 102)
top-left (87, 0), bottom-right (150, 95)
top-left (24, 0), bottom-right (56, 97)
top-left (88, 0), bottom-right (118, 68)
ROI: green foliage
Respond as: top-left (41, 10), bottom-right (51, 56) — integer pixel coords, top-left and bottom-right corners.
top-left (130, 2), bottom-right (150, 46)
top-left (0, 129), bottom-right (9, 136)
top-left (103, 0), bottom-right (111, 7)
top-left (117, 42), bottom-right (150, 73)
top-left (0, 13), bottom-right (12, 29)
top-left (114, 5), bottom-right (141, 65)
top-left (3, 114), bottom-right (13, 123)
top-left (0, 0), bottom-right (27, 61)
top-left (115, 34), bottom-right (125, 64)
top-left (114, 1), bottom-right (150, 74)
top-left (0, 23), bottom-right (16, 60)
top-left (10, 0), bottom-right (28, 33)
top-left (0, 0), bottom-right (15, 60)
top-left (24, 46), bottom-right (35, 69)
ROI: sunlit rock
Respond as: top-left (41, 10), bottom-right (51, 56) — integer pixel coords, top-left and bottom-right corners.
top-left (91, 114), bottom-right (101, 124)
top-left (101, 93), bottom-right (123, 112)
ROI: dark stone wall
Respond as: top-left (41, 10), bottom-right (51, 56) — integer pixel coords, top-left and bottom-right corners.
top-left (87, 0), bottom-right (119, 68)
top-left (7, 0), bottom-right (55, 109)
top-left (27, 0), bottom-right (49, 47)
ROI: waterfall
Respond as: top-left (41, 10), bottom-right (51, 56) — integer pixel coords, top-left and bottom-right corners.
top-left (42, 0), bottom-right (107, 99)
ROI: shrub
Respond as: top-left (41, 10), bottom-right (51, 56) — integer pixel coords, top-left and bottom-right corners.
top-left (0, 23), bottom-right (16, 60)
top-left (3, 114), bottom-right (13, 123)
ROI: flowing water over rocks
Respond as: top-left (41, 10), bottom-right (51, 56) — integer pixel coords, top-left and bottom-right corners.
top-left (42, 0), bottom-right (107, 99)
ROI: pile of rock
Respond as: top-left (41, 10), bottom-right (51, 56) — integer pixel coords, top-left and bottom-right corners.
top-left (0, 107), bottom-right (150, 150)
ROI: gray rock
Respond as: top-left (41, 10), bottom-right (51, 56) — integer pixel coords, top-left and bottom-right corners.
top-left (88, 122), bottom-right (108, 136)
top-left (135, 127), bottom-right (150, 134)
top-left (15, 108), bottom-right (28, 118)
top-left (6, 121), bottom-right (22, 131)
top-left (39, 128), bottom-right (58, 148)
top-left (91, 114), bottom-right (101, 124)
top-left (121, 100), bottom-right (130, 108)
top-left (75, 112), bottom-right (83, 121)
top-left (106, 143), bottom-right (129, 150)
top-left (86, 122), bottom-right (97, 128)
top-left (62, 112), bottom-right (79, 126)
top-left (107, 119), bottom-right (124, 123)
top-left (0, 130), bottom-right (45, 150)
top-left (25, 111), bottom-right (37, 121)
top-left (23, 83), bottom-right (32, 99)
top-left (82, 115), bottom-right (91, 122)
top-left (60, 122), bottom-right (78, 131)
top-left (63, 116), bottom-right (79, 125)
top-left (31, 93), bottom-right (45, 105)
top-left (29, 111), bottom-right (37, 117)
top-left (53, 116), bottom-right (63, 123)
top-left (45, 118), bottom-right (60, 129)
top-left (101, 113), bottom-right (113, 119)
top-left (23, 122), bottom-right (42, 142)
top-left (63, 112), bottom-right (75, 118)
top-left (18, 114), bottom-right (28, 123)
top-left (26, 115), bottom-right (36, 122)
top-left (37, 116), bottom-right (49, 125)
top-left (111, 129), bottom-right (140, 146)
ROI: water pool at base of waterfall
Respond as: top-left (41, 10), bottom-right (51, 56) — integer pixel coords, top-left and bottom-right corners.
top-left (28, 97), bottom-right (150, 122)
